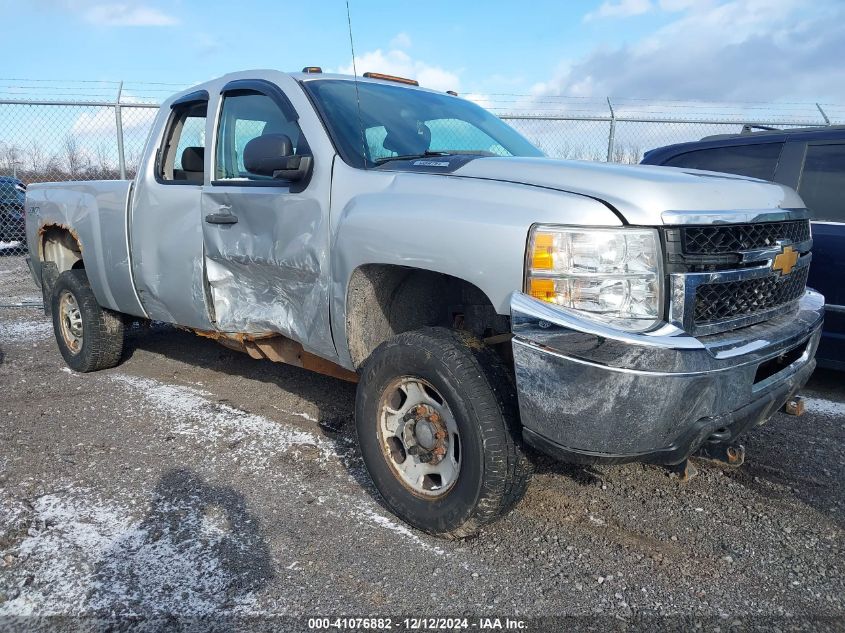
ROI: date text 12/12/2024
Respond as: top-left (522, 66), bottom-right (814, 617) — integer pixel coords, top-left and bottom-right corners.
top-left (307, 617), bottom-right (527, 630)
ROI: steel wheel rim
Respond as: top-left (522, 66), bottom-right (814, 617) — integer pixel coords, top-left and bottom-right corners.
top-left (58, 290), bottom-right (83, 354)
top-left (377, 376), bottom-right (461, 499)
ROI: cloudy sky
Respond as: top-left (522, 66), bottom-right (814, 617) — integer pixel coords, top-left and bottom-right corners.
top-left (3, 0), bottom-right (844, 105)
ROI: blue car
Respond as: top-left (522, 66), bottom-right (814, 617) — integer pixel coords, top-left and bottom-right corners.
top-left (642, 126), bottom-right (845, 370)
top-left (0, 176), bottom-right (26, 244)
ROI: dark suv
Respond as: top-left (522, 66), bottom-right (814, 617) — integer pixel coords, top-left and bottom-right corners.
top-left (642, 125), bottom-right (844, 370)
top-left (0, 176), bottom-right (26, 245)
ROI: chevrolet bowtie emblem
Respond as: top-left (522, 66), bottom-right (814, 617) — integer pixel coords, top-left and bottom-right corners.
top-left (772, 245), bottom-right (799, 276)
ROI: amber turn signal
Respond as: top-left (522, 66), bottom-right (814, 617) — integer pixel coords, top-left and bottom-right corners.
top-left (528, 278), bottom-right (556, 301)
top-left (531, 232), bottom-right (555, 271)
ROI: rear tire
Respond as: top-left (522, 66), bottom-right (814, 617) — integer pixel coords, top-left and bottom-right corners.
top-left (355, 327), bottom-right (532, 538)
top-left (51, 269), bottom-right (124, 372)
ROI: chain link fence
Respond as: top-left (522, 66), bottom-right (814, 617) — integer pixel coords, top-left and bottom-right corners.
top-left (1, 85), bottom-right (842, 268)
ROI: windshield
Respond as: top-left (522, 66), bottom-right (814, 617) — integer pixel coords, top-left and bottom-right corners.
top-left (302, 79), bottom-right (544, 168)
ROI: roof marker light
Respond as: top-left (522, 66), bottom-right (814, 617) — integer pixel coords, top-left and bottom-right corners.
top-left (362, 72), bottom-right (419, 86)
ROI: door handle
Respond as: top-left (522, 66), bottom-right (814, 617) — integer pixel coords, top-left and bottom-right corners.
top-left (205, 205), bottom-right (237, 224)
top-left (205, 212), bottom-right (238, 224)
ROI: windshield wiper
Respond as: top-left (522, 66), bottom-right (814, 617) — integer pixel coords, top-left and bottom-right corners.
top-left (374, 150), bottom-right (502, 165)
top-left (374, 151), bottom-right (452, 165)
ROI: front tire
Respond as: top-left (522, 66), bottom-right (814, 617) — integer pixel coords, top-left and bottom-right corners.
top-left (51, 269), bottom-right (125, 372)
top-left (355, 327), bottom-right (531, 538)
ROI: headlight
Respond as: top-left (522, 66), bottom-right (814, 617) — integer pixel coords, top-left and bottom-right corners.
top-left (525, 225), bottom-right (663, 331)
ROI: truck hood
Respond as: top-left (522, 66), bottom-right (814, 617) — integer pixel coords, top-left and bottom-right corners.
top-left (452, 157), bottom-right (805, 225)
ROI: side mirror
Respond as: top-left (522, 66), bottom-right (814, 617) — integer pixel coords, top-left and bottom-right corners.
top-left (242, 133), bottom-right (312, 181)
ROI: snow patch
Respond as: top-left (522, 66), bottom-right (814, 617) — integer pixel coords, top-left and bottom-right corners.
top-left (804, 396), bottom-right (845, 418)
top-left (107, 373), bottom-right (447, 557)
top-left (108, 374), bottom-right (337, 464)
top-left (0, 373), bottom-right (450, 616)
top-left (0, 319), bottom-right (51, 340)
top-left (290, 411), bottom-right (318, 423)
top-left (356, 507), bottom-right (444, 556)
top-left (0, 488), bottom-right (268, 616)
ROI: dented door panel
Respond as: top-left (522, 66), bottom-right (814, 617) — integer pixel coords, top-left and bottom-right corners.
top-left (200, 185), bottom-right (335, 360)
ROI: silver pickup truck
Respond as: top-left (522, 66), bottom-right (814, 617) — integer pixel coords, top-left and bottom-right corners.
top-left (25, 69), bottom-right (823, 537)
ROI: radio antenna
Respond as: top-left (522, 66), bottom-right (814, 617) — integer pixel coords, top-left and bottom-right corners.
top-left (345, 0), bottom-right (367, 169)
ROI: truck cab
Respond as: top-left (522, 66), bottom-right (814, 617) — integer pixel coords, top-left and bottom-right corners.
top-left (25, 70), bottom-right (824, 537)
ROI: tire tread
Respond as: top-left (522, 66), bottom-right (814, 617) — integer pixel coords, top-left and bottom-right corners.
top-left (358, 327), bottom-right (532, 539)
top-left (51, 269), bottom-right (124, 372)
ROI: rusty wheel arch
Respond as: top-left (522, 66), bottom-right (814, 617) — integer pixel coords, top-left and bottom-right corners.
top-left (39, 223), bottom-right (83, 273)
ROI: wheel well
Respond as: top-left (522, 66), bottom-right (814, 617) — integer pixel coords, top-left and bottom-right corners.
top-left (345, 264), bottom-right (510, 368)
top-left (40, 226), bottom-right (83, 273)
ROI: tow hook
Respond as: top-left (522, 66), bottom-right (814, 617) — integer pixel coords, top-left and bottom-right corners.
top-left (667, 458), bottom-right (698, 482)
top-left (782, 396), bottom-right (805, 416)
top-left (697, 442), bottom-right (746, 467)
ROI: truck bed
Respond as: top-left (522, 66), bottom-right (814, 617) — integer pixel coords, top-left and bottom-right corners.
top-left (25, 180), bottom-right (145, 317)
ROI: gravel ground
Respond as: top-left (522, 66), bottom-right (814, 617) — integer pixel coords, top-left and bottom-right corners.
top-left (1, 256), bottom-right (843, 632)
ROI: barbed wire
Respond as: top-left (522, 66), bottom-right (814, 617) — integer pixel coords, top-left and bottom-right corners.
top-left (0, 79), bottom-right (841, 112)
top-left (0, 81), bottom-right (842, 258)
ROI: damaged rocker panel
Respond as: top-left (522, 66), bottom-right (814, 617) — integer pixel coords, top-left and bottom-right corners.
top-left (188, 328), bottom-right (359, 383)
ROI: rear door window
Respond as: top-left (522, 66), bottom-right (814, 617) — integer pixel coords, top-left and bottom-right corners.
top-left (159, 101), bottom-right (207, 183)
top-left (664, 143), bottom-right (783, 180)
top-left (798, 143), bottom-right (845, 222)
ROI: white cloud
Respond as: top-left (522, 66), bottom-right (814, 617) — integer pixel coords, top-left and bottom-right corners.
top-left (38, 1), bottom-right (179, 26)
top-left (389, 32), bottom-right (412, 49)
top-left (71, 110), bottom-right (117, 137)
top-left (71, 93), bottom-right (157, 137)
top-left (656, 0), bottom-right (699, 10)
top-left (462, 93), bottom-right (498, 110)
top-left (83, 3), bottom-right (178, 26)
top-left (584, 0), bottom-right (653, 21)
top-left (538, 0), bottom-right (845, 102)
top-left (584, 0), bottom-right (697, 20)
top-left (338, 48), bottom-right (461, 92)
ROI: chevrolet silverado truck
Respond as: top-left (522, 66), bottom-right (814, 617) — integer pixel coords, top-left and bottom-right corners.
top-left (25, 69), bottom-right (823, 537)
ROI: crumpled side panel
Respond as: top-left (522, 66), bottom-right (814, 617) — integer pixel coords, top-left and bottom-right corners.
top-left (201, 189), bottom-right (335, 361)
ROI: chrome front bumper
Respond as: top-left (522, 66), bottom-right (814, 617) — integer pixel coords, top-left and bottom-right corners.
top-left (510, 289), bottom-right (824, 465)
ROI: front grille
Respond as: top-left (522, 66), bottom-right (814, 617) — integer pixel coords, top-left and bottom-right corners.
top-left (680, 220), bottom-right (810, 255)
top-left (693, 264), bottom-right (809, 325)
top-left (667, 215), bottom-right (812, 334)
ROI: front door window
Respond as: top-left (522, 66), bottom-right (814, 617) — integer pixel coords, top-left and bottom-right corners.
top-left (215, 92), bottom-right (309, 183)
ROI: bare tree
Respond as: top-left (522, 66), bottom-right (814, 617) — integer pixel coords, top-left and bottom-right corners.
top-left (93, 142), bottom-right (116, 179)
top-left (44, 153), bottom-right (64, 182)
top-left (612, 144), bottom-right (643, 165)
top-left (63, 135), bottom-right (88, 178)
top-left (27, 140), bottom-right (47, 177)
top-left (125, 146), bottom-right (144, 179)
top-left (0, 142), bottom-right (22, 177)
